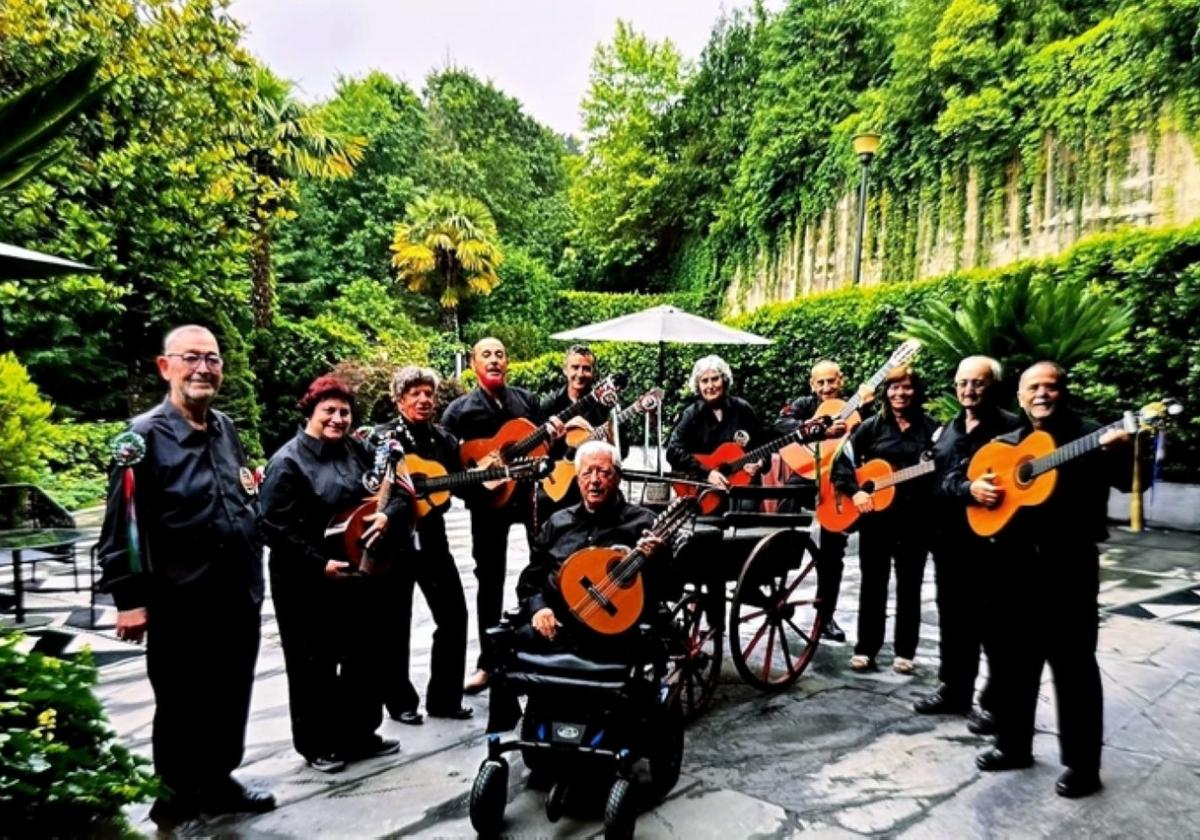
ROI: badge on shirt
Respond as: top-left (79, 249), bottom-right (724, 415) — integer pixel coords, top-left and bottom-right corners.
top-left (239, 466), bottom-right (259, 496)
top-left (733, 429), bottom-right (750, 447)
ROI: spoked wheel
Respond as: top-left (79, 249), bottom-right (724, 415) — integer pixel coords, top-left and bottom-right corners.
top-left (728, 529), bottom-right (823, 691)
top-left (667, 589), bottom-right (723, 722)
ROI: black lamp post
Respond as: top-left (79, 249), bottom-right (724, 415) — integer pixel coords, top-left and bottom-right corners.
top-left (851, 132), bottom-right (881, 285)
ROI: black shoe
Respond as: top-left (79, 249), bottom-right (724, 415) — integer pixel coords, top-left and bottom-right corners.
top-left (343, 736), bottom-right (400, 762)
top-left (390, 709), bottom-right (425, 725)
top-left (820, 617), bottom-right (846, 642)
top-left (1056, 768), bottom-right (1102, 798)
top-left (149, 795), bottom-right (199, 829)
top-left (975, 748), bottom-right (1033, 772)
top-left (428, 705), bottom-right (474, 720)
top-left (913, 690), bottom-right (971, 715)
top-left (967, 709), bottom-right (997, 735)
top-left (307, 754), bottom-right (346, 774)
top-left (198, 778), bottom-right (276, 814)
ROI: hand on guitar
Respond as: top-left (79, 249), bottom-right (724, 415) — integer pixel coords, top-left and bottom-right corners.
top-left (828, 419), bottom-right (849, 438)
top-left (857, 383), bottom-right (875, 405)
top-left (636, 530), bottom-right (665, 557)
top-left (743, 461), bottom-right (763, 478)
top-left (324, 559), bottom-right (353, 579)
top-left (544, 416), bottom-right (567, 440)
top-left (706, 469), bottom-right (730, 490)
top-left (532, 607), bottom-right (562, 640)
top-left (359, 511), bottom-right (389, 549)
top-left (852, 490), bottom-right (875, 514)
top-left (1099, 428), bottom-right (1131, 449)
top-left (969, 474), bottom-right (1003, 508)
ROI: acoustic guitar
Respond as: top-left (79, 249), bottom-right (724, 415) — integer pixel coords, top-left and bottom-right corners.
top-left (558, 495), bottom-right (701, 635)
top-left (324, 439), bottom-right (408, 574)
top-left (406, 454), bottom-right (552, 518)
top-left (966, 399), bottom-right (1181, 537)
top-left (459, 374), bottom-right (626, 507)
top-left (541, 388), bottom-right (665, 502)
top-left (815, 457), bottom-right (936, 533)
top-left (780, 339), bottom-right (922, 478)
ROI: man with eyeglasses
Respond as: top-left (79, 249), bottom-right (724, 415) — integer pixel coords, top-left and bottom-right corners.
top-left (98, 325), bottom-right (273, 827)
top-left (913, 356), bottom-right (1019, 731)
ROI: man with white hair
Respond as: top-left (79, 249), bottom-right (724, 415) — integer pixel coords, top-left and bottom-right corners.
top-left (667, 354), bottom-right (765, 489)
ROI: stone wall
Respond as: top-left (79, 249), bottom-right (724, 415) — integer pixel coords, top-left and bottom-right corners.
top-left (724, 129), bottom-right (1200, 314)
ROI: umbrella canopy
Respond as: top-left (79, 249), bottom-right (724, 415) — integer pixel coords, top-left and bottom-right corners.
top-left (550, 304), bottom-right (770, 346)
top-left (0, 242), bottom-right (97, 280)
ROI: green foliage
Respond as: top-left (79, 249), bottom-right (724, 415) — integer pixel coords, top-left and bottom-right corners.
top-left (0, 631), bottom-right (158, 833)
top-left (39, 420), bottom-right (125, 511)
top-left (0, 353), bottom-right (55, 483)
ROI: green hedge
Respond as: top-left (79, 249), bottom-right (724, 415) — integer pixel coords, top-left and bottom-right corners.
top-left (40, 421), bottom-right (125, 511)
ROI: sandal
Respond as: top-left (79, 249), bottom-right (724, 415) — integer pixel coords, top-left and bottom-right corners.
top-left (849, 654), bottom-right (875, 672)
top-left (893, 657), bottom-right (915, 675)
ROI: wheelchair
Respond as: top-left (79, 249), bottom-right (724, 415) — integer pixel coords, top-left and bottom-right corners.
top-left (469, 612), bottom-right (684, 840)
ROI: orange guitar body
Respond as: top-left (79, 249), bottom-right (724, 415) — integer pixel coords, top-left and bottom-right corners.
top-left (558, 546), bottom-right (645, 635)
top-left (966, 431), bottom-right (1057, 537)
top-left (541, 459), bottom-right (578, 503)
top-left (815, 459), bottom-right (896, 533)
top-left (459, 417), bottom-right (547, 508)
top-left (673, 442), bottom-right (751, 514)
top-left (779, 398), bottom-right (862, 478)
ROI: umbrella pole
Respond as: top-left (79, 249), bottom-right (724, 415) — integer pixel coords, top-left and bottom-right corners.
top-left (656, 342), bottom-right (665, 474)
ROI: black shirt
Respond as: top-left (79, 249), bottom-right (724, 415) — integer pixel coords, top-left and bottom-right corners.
top-left (518, 495), bottom-right (658, 619)
top-left (97, 398), bottom-right (263, 611)
top-left (832, 410), bottom-right (941, 512)
top-left (441, 384), bottom-right (544, 444)
top-left (259, 429), bottom-right (411, 585)
top-left (371, 416), bottom-right (462, 554)
top-left (932, 406), bottom-right (1022, 539)
top-left (667, 396), bottom-right (766, 476)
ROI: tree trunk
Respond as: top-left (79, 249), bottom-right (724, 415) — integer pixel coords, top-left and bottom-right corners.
top-left (251, 231), bottom-right (273, 329)
top-left (441, 305), bottom-right (460, 340)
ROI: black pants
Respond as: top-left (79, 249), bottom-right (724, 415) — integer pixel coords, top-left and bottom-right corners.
top-left (469, 494), bottom-right (536, 670)
top-left (932, 534), bottom-right (997, 710)
top-left (272, 575), bottom-right (384, 761)
top-left (145, 582), bottom-right (260, 799)
top-left (855, 523), bottom-right (927, 660)
top-left (384, 546), bottom-right (468, 714)
top-left (816, 528), bottom-right (848, 620)
top-left (991, 544), bottom-right (1103, 771)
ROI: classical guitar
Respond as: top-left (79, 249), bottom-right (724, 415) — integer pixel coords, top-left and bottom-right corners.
top-left (558, 495), bottom-right (701, 635)
top-left (815, 457), bottom-right (936, 533)
top-left (325, 439), bottom-right (407, 574)
top-left (459, 373), bottom-right (627, 507)
top-left (406, 454), bottom-right (552, 518)
top-left (541, 388), bottom-right (665, 503)
top-left (966, 399), bottom-right (1181, 537)
top-left (780, 339), bottom-right (922, 478)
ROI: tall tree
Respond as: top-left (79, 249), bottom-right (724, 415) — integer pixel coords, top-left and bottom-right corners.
top-left (389, 193), bottom-right (503, 339)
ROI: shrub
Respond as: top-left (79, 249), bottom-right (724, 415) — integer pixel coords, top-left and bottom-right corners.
top-left (0, 354), bottom-right (55, 484)
top-left (0, 631), bottom-right (158, 834)
top-left (40, 420), bottom-right (125, 511)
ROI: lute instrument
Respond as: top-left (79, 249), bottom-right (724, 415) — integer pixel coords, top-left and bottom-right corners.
top-left (324, 439), bottom-right (409, 574)
top-left (966, 398), bottom-right (1181, 537)
top-left (557, 495), bottom-right (701, 635)
top-left (406, 454), bottom-right (552, 518)
top-left (780, 339), bottom-right (922, 477)
top-left (459, 374), bottom-right (626, 507)
top-left (815, 457), bottom-right (936, 532)
top-left (541, 388), bottom-right (665, 502)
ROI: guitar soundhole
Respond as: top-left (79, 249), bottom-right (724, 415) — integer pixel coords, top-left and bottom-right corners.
top-left (606, 557), bottom-right (635, 589)
top-left (861, 480), bottom-right (876, 494)
top-left (1016, 459), bottom-right (1034, 487)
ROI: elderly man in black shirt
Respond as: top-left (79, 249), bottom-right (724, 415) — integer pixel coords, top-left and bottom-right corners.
top-left (914, 356), bottom-right (1020, 729)
top-left (441, 337), bottom-right (565, 694)
top-left (972, 361), bottom-right (1130, 799)
top-left (98, 325), bottom-right (273, 826)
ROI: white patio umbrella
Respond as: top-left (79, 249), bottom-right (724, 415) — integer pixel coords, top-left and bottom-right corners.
top-left (0, 242), bottom-right (97, 280)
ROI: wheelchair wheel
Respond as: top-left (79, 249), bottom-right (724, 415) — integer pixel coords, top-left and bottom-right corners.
top-left (668, 590), bottom-right (723, 722)
top-left (545, 779), bottom-right (568, 823)
top-left (647, 695), bottom-right (684, 800)
top-left (469, 758), bottom-right (509, 836)
top-left (604, 776), bottom-right (637, 840)
top-left (728, 529), bottom-right (823, 691)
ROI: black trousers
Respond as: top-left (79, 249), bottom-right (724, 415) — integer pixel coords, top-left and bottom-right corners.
top-left (145, 581), bottom-right (260, 798)
top-left (469, 493), bottom-right (536, 670)
top-left (816, 527), bottom-right (848, 620)
top-left (272, 575), bottom-right (384, 761)
top-left (931, 534), bottom-right (998, 710)
top-left (991, 544), bottom-right (1103, 771)
top-left (855, 521), bottom-right (927, 660)
top-left (384, 545), bottom-right (468, 714)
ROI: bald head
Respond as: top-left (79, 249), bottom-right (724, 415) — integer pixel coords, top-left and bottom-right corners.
top-left (954, 355), bottom-right (1002, 412)
top-left (1018, 361), bottom-right (1068, 427)
top-left (810, 360), bottom-right (844, 401)
top-left (471, 337), bottom-right (509, 391)
top-left (163, 325), bottom-right (217, 354)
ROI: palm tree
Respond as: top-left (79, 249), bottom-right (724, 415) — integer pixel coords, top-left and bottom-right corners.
top-left (245, 67), bottom-right (364, 327)
top-left (390, 193), bottom-right (504, 338)
top-left (900, 272), bottom-right (1132, 403)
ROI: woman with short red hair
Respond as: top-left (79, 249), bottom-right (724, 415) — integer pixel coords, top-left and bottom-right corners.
top-left (260, 375), bottom-right (412, 773)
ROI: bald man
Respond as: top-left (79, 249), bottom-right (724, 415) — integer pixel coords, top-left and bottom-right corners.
top-left (98, 325), bottom-right (273, 826)
top-left (441, 338), bottom-right (564, 694)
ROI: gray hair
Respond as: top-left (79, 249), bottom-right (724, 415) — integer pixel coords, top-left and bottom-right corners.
top-left (391, 365), bottom-right (440, 399)
top-left (958, 355), bottom-right (1003, 381)
top-left (689, 354), bottom-right (733, 394)
top-left (574, 440), bottom-right (621, 472)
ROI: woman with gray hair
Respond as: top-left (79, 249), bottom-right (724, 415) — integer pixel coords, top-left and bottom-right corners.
top-left (667, 354), bottom-right (766, 492)
top-left (373, 365), bottom-right (473, 724)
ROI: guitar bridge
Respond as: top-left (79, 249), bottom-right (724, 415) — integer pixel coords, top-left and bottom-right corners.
top-left (579, 575), bottom-right (618, 616)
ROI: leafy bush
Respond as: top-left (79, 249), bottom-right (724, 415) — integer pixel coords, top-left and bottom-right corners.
top-left (39, 421), bottom-right (125, 511)
top-left (0, 354), bottom-right (55, 484)
top-left (0, 631), bottom-right (158, 834)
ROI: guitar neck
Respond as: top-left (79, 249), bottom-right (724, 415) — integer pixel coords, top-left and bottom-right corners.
top-left (609, 503), bottom-right (694, 582)
top-left (417, 464), bottom-right (512, 493)
top-left (1028, 420), bottom-right (1123, 478)
top-left (871, 459), bottom-right (935, 491)
top-left (509, 391), bottom-right (604, 458)
top-left (732, 423), bottom-right (828, 471)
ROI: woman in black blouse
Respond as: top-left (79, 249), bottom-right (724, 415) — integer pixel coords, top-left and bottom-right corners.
top-left (259, 375), bottom-right (411, 773)
top-left (832, 367), bottom-right (938, 675)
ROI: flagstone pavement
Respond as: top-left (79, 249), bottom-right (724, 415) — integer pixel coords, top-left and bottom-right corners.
top-left (6, 501), bottom-right (1200, 838)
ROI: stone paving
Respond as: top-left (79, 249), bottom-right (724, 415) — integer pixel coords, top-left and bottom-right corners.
top-left (5, 504), bottom-right (1200, 838)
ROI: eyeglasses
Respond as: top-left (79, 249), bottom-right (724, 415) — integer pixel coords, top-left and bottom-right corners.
top-left (955, 379), bottom-right (989, 389)
top-left (166, 352), bottom-right (224, 370)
